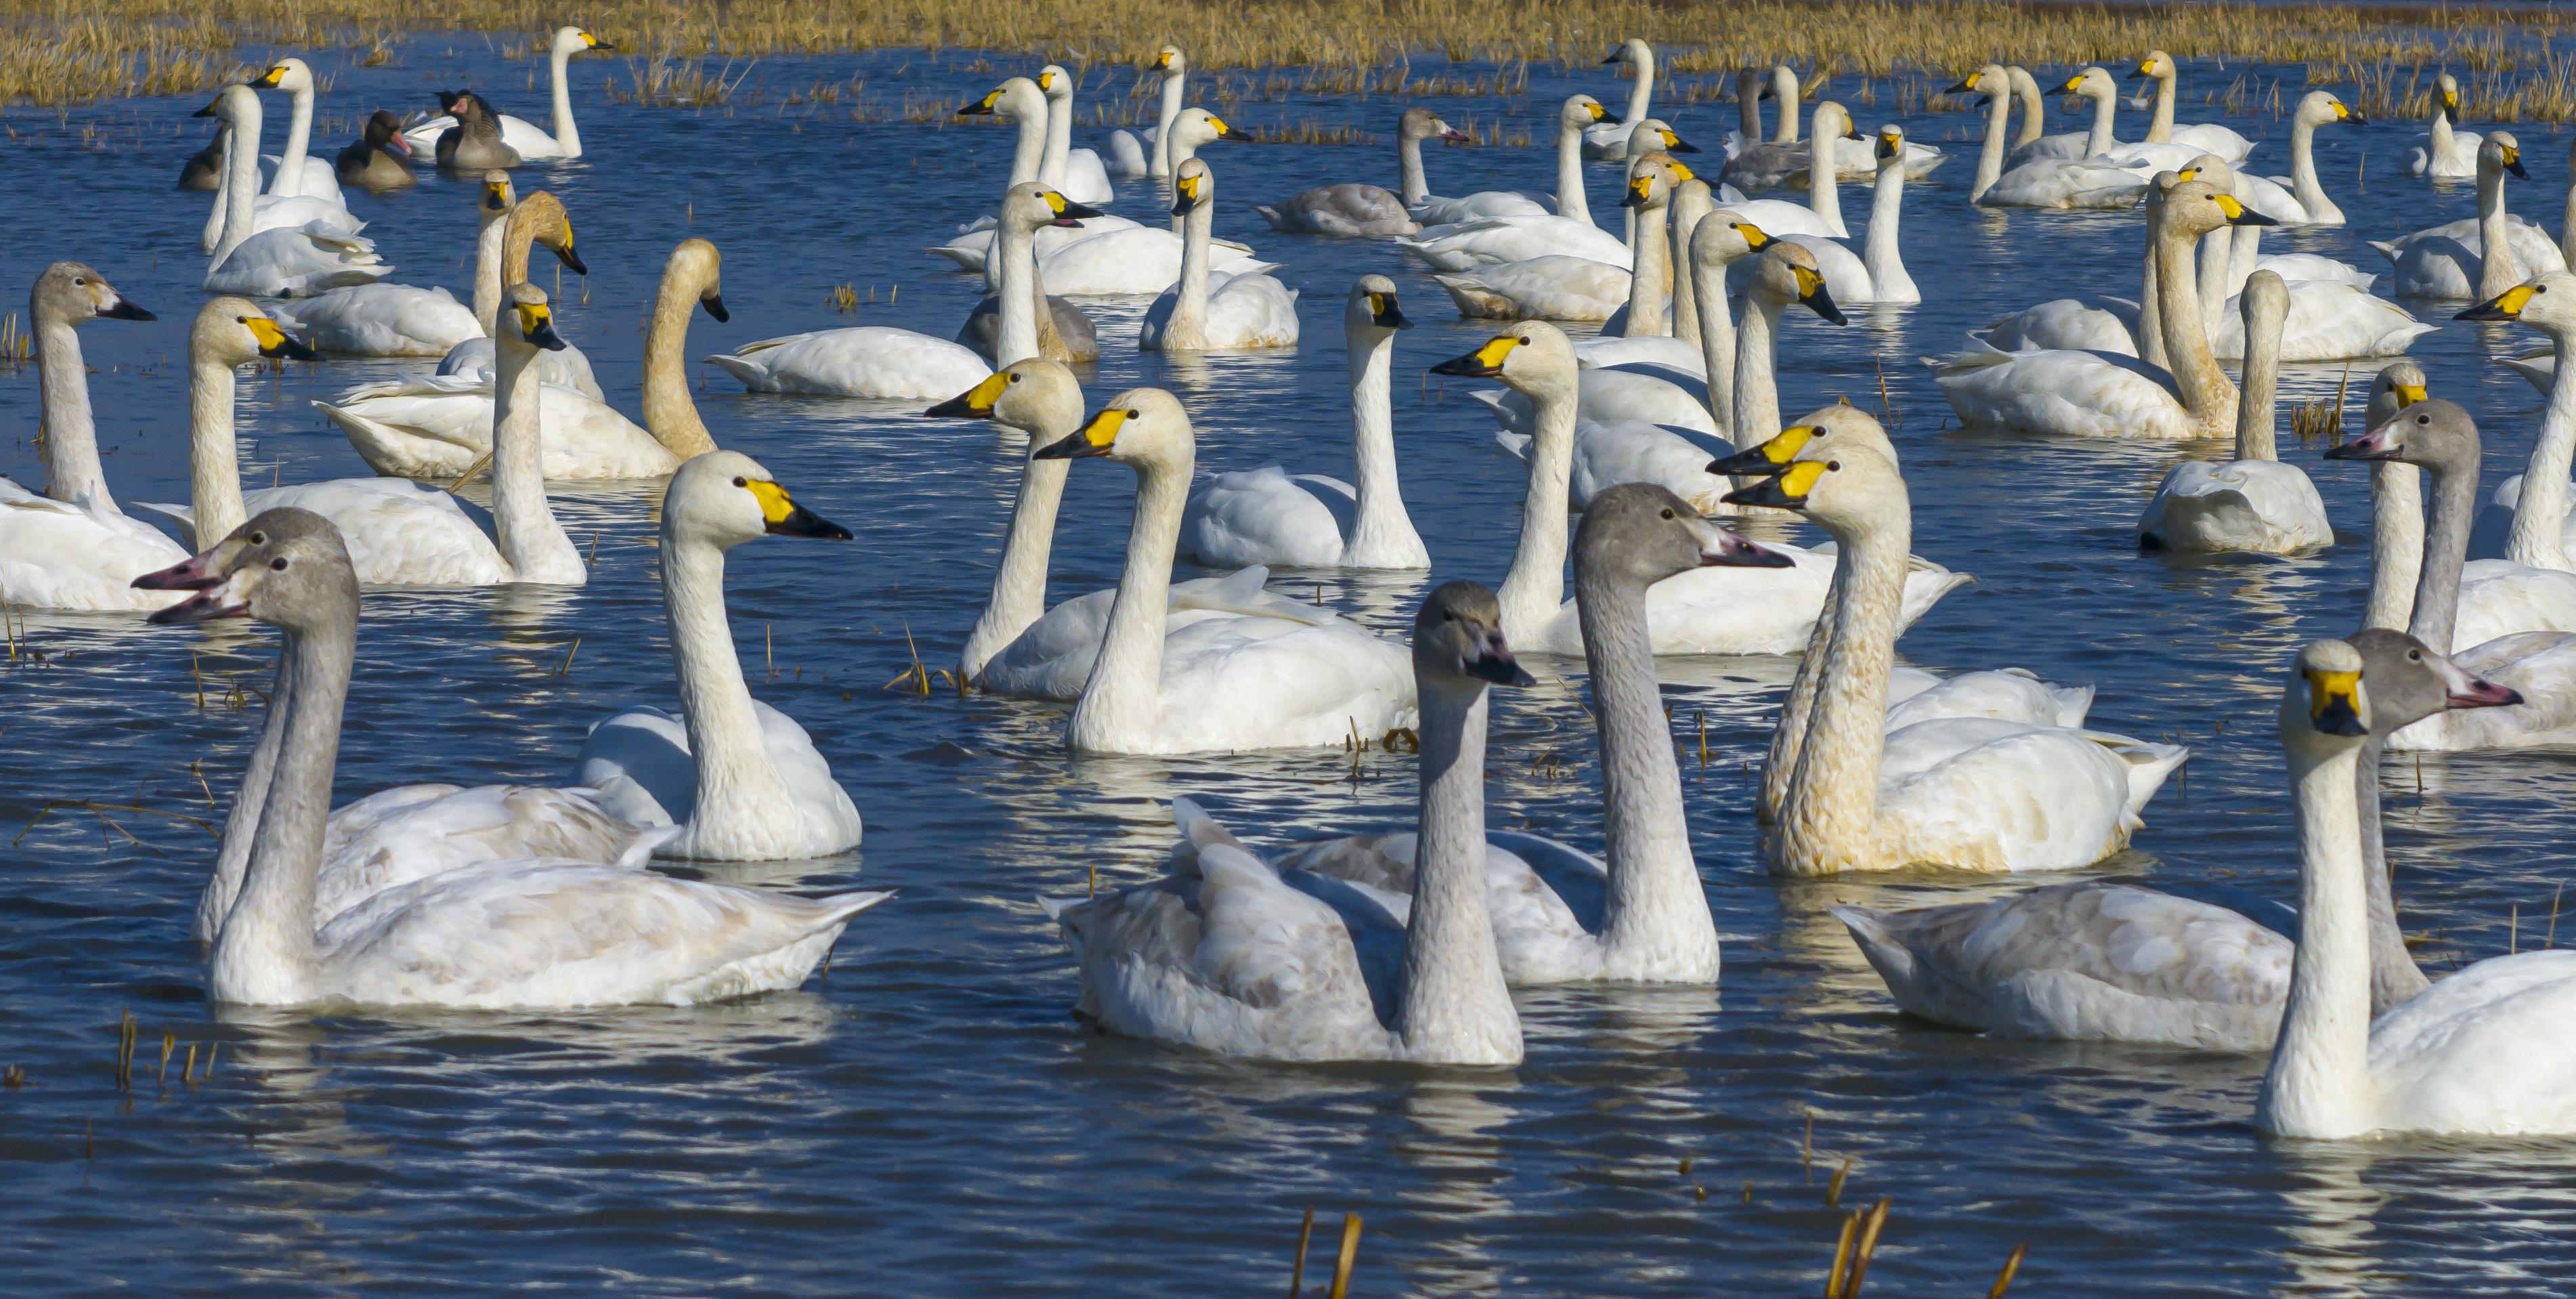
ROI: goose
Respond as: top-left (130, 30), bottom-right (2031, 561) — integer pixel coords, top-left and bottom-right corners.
top-left (246, 58), bottom-right (347, 205)
top-left (431, 181), bottom-right (604, 397)
top-left (2128, 51), bottom-right (2255, 162)
top-left (1106, 45), bottom-right (1186, 179)
top-left (2256, 639), bottom-right (2576, 1139)
top-left (199, 87), bottom-right (386, 297)
top-left (1436, 326), bottom-right (1962, 658)
top-left (194, 88), bottom-right (362, 256)
top-left (1273, 485), bottom-right (1784, 985)
top-left (2466, 274), bottom-right (2576, 563)
top-left (1038, 582), bottom-right (1524, 1063)
top-left (1582, 39), bottom-right (1657, 160)
top-left (334, 110), bottom-right (416, 191)
top-left (1140, 159), bottom-right (1299, 351)
top-left (2178, 157), bottom-right (2430, 362)
top-left (1935, 179), bottom-right (2267, 439)
top-left (145, 510), bottom-right (888, 1009)
top-left (1255, 106), bottom-right (1467, 236)
top-left (2405, 73), bottom-right (2486, 179)
top-left (1033, 64), bottom-right (1115, 204)
top-left (427, 90), bottom-right (521, 170)
top-left (2137, 272), bottom-right (2333, 553)
top-left (179, 124), bottom-right (223, 191)
top-left (0, 262), bottom-right (183, 612)
top-left (1177, 278), bottom-right (1425, 568)
top-left (1769, 124), bottom-right (1919, 306)
top-left (2374, 133), bottom-right (2566, 298)
top-left (402, 28), bottom-right (611, 161)
top-left (1830, 627), bottom-right (2519, 1049)
top-left (1718, 101), bottom-right (1861, 232)
top-left (1411, 95), bottom-right (1616, 228)
top-left (927, 364), bottom-right (1357, 696)
top-left (1725, 448), bottom-right (2187, 873)
top-left (1031, 389), bottom-right (1417, 754)
top-left (572, 453), bottom-right (863, 859)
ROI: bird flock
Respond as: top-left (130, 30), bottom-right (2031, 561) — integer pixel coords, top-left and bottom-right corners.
top-left (9, 33), bottom-right (2576, 1145)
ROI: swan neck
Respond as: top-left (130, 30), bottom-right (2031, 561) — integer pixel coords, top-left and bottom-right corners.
top-left (1397, 132), bottom-right (1429, 207)
top-left (549, 45), bottom-right (582, 156)
top-left (209, 616), bottom-right (350, 1004)
top-left (1691, 247), bottom-right (1738, 437)
top-left (1732, 293), bottom-right (1784, 444)
top-left (1763, 562), bottom-right (1841, 823)
top-left (1973, 91), bottom-right (2009, 202)
top-left (1862, 159), bottom-right (1912, 298)
top-left (2561, 171), bottom-right (2576, 270)
top-left (1574, 555), bottom-right (1718, 974)
top-left (1042, 91), bottom-right (1072, 182)
top-left (2290, 119), bottom-right (2334, 218)
top-left (2478, 167), bottom-right (2517, 299)
top-left (2148, 70), bottom-right (2176, 142)
top-left (2197, 227), bottom-right (2232, 337)
top-left (2137, 230), bottom-right (2169, 370)
top-left (197, 656), bottom-right (291, 944)
top-left (473, 216), bottom-right (507, 335)
top-left (963, 444), bottom-right (1070, 678)
top-left (2153, 221), bottom-right (2236, 431)
top-left (1807, 130), bottom-right (1843, 234)
top-left (642, 268), bottom-right (718, 460)
top-left (1009, 106), bottom-right (1046, 186)
top-left (2234, 298), bottom-right (2281, 462)
top-left (1623, 55), bottom-right (1654, 123)
top-left (1151, 70), bottom-right (1183, 176)
top-left (2258, 738), bottom-right (2377, 1138)
top-left (1071, 452), bottom-right (1190, 748)
top-left (1775, 83), bottom-right (1800, 143)
top-left (1669, 201), bottom-right (1705, 347)
top-left (2013, 81), bottom-right (2046, 148)
top-left (2356, 738), bottom-right (2433, 1015)
top-left (2507, 333), bottom-right (2576, 571)
top-left (995, 213), bottom-right (1042, 368)
top-left (274, 85), bottom-right (314, 195)
top-left (2088, 88), bottom-right (2118, 153)
top-left (2364, 463), bottom-right (2424, 631)
top-left (1167, 199), bottom-right (1214, 347)
top-left (1621, 198), bottom-right (1671, 337)
top-left (1778, 505), bottom-right (1908, 875)
top-left (1394, 679), bottom-right (1520, 1063)
top-left (34, 305), bottom-right (107, 506)
top-left (1344, 328), bottom-right (1424, 566)
top-left (1555, 117), bottom-right (1592, 225)
top-left (662, 530), bottom-right (796, 839)
top-left (217, 102), bottom-right (261, 261)
top-left (188, 348), bottom-right (249, 547)
top-left (492, 333), bottom-right (584, 583)
top-left (2409, 451), bottom-right (2478, 652)
top-left (1497, 382), bottom-right (1575, 642)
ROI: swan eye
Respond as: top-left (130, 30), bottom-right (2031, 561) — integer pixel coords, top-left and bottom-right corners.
top-left (1008, 373), bottom-right (1021, 383)
top-left (1660, 507), bottom-right (1676, 519)
top-left (270, 558), bottom-right (288, 571)
top-left (2408, 650), bottom-right (2423, 662)
top-left (733, 476), bottom-right (749, 488)
top-left (2418, 414), bottom-right (2431, 425)
top-left (249, 532), bottom-right (266, 544)
top-left (1826, 460), bottom-right (1842, 471)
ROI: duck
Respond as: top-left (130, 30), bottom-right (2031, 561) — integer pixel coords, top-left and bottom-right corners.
top-left (1140, 159), bottom-right (1299, 351)
top-left (246, 58), bottom-right (347, 205)
top-left (1178, 278), bottom-right (1424, 568)
top-left (1410, 95), bottom-right (1616, 227)
top-left (1828, 627), bottom-right (2520, 1050)
top-left (2405, 72), bottom-right (2485, 179)
top-left (1036, 582), bottom-right (1526, 1063)
top-left (1723, 447), bottom-right (2187, 874)
top-left (0, 262), bottom-right (183, 612)
top-left (572, 454), bottom-right (863, 860)
top-left (1107, 45), bottom-right (1186, 179)
top-left (2128, 51), bottom-right (2256, 162)
top-left (402, 28), bottom-right (611, 161)
top-left (145, 509), bottom-right (889, 1009)
top-left (2373, 132), bottom-right (2567, 298)
top-left (2137, 271), bottom-right (2333, 553)
top-left (1033, 64), bottom-right (1115, 204)
top-left (193, 89), bottom-right (361, 257)
top-left (334, 110), bottom-right (416, 190)
top-left (2256, 639), bottom-right (2576, 1139)
top-left (426, 90), bottom-right (521, 171)
top-left (1031, 389), bottom-right (1417, 754)
top-left (430, 181), bottom-right (605, 396)
top-left (1256, 107), bottom-right (1467, 236)
top-left (198, 87), bottom-right (387, 297)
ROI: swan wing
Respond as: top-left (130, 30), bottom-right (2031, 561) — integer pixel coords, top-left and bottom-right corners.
top-left (1432, 255), bottom-right (1631, 322)
top-left (314, 784), bottom-right (671, 927)
top-left (1566, 419), bottom-right (1734, 513)
top-left (240, 475), bottom-right (506, 587)
top-left (1180, 467), bottom-right (1351, 568)
top-left (572, 705), bottom-right (693, 829)
top-left (706, 326), bottom-right (992, 400)
top-left (1145, 615), bottom-right (1417, 752)
top-left (2367, 950), bottom-right (2576, 1134)
top-left (2139, 459), bottom-right (2333, 555)
top-left (1884, 668), bottom-right (2094, 732)
top-left (1877, 719), bottom-right (2181, 872)
top-left (1258, 183), bottom-right (1416, 236)
top-left (1933, 347), bottom-right (2194, 439)
top-left (266, 284), bottom-right (481, 357)
top-left (1274, 830), bottom-right (1603, 982)
top-left (0, 479), bottom-right (189, 611)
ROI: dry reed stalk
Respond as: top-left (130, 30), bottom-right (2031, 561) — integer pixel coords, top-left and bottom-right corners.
top-left (1327, 1213), bottom-right (1362, 1299)
top-left (1988, 1242), bottom-right (2029, 1297)
top-left (1286, 1206), bottom-right (1316, 1298)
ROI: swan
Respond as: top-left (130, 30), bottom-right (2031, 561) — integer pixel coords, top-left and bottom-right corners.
top-left (1665, 176), bottom-right (1716, 352)
top-left (1428, 253), bottom-right (1629, 322)
top-left (1107, 45), bottom-right (1185, 179)
top-left (194, 89), bottom-right (362, 256)
top-left (1032, 389), bottom-right (1417, 753)
top-left (426, 90), bottom-right (520, 170)
top-left (2050, 67), bottom-right (2208, 171)
top-left (1255, 107), bottom-right (1466, 236)
top-left (1718, 232), bottom-right (1851, 444)
top-left (1141, 158), bottom-right (1299, 350)
top-left (2128, 51), bottom-right (2255, 162)
top-left (2137, 272), bottom-right (2333, 553)
top-left (2373, 132), bottom-right (2566, 298)
top-left (1033, 64), bottom-right (1115, 204)
top-left (1720, 67), bottom-right (1766, 161)
top-left (1604, 153), bottom-right (1690, 337)
top-left (433, 180), bottom-right (604, 397)
top-left (2405, 73), bottom-right (2485, 179)
top-left (0, 262), bottom-right (183, 612)
top-left (1773, 123), bottom-right (1920, 306)
top-left (200, 87), bottom-right (386, 297)
top-left (247, 58), bottom-right (347, 205)
top-left (2177, 155), bottom-right (2429, 360)
top-left (1411, 95), bottom-right (1616, 228)
top-left (2256, 639), bottom-right (2576, 1139)
top-left (955, 185), bottom-right (1102, 367)
top-left (146, 510), bottom-right (889, 1009)
top-left (335, 110), bottom-right (416, 191)
top-left (1725, 447), bottom-right (2187, 873)
top-left (957, 76), bottom-right (1050, 185)
top-left (1729, 90), bottom-right (1940, 188)
top-left (1829, 628), bottom-right (2520, 1048)
top-left (1718, 100), bottom-right (1861, 233)
top-left (1271, 485), bottom-right (1785, 985)
top-left (1935, 178), bottom-right (2265, 439)
top-left (1004, 154), bottom-right (1274, 297)
top-left (401, 27), bottom-right (611, 161)
top-left (1582, 39), bottom-right (1657, 160)
top-left (572, 453), bottom-right (863, 860)
top-left (1037, 581), bottom-right (1526, 1063)
top-left (1178, 278), bottom-right (1425, 568)
top-left (2227, 90), bottom-right (2363, 226)
top-left (2467, 274), bottom-right (2576, 563)
top-left (265, 280), bottom-right (478, 359)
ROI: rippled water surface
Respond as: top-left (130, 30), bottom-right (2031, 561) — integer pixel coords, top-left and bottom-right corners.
top-left (7, 43), bottom-right (2576, 1296)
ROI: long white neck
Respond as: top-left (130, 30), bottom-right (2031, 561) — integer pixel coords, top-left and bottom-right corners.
top-left (642, 280), bottom-right (718, 462)
top-left (2478, 165), bottom-right (2519, 299)
top-left (2257, 736), bottom-right (2378, 1139)
top-left (1807, 128), bottom-right (1845, 236)
top-left (215, 105), bottom-right (262, 262)
top-left (1069, 450), bottom-right (1191, 750)
top-left (1392, 679), bottom-right (1521, 1064)
top-left (491, 334), bottom-right (585, 584)
top-left (1151, 70), bottom-right (1184, 177)
top-left (2364, 463), bottom-right (2424, 631)
top-left (2013, 77), bottom-right (2046, 148)
top-left (549, 45), bottom-right (583, 156)
top-left (188, 347), bottom-right (249, 547)
top-left (1862, 157), bottom-right (1913, 300)
top-left (2137, 225), bottom-right (2169, 370)
top-left (202, 127), bottom-right (232, 255)
top-left (272, 84), bottom-right (315, 196)
top-left (1397, 131), bottom-right (1430, 207)
top-left (195, 656), bottom-right (291, 944)
top-left (2234, 301), bottom-right (2280, 463)
top-left (2226, 215), bottom-right (2262, 297)
top-left (1622, 54), bottom-right (1654, 125)
top-left (1620, 196), bottom-right (1671, 337)
top-left (1165, 199), bottom-right (1214, 349)
top-left (2430, 107), bottom-right (2456, 158)
top-left (2290, 118), bottom-right (2339, 221)
top-left (994, 213), bottom-right (1042, 368)
top-left (2153, 222), bottom-right (2237, 433)
top-left (1555, 116), bottom-right (1592, 226)
top-left (2148, 69), bottom-right (2178, 143)
top-left (1042, 91), bottom-right (1072, 184)
top-left (962, 446), bottom-right (1069, 679)
top-left (1690, 243), bottom-right (1738, 438)
top-left (208, 614), bottom-right (351, 1004)
top-left (2562, 168), bottom-right (2576, 270)
top-left (662, 530), bottom-right (798, 849)
top-left (1775, 79), bottom-right (1801, 143)
top-left (1971, 89), bottom-right (2009, 203)
top-left (1343, 328), bottom-right (1426, 568)
top-left (1008, 109), bottom-right (1046, 186)
top-left (1497, 381), bottom-right (1576, 643)
top-left (2197, 226), bottom-right (2233, 338)
top-left (2087, 87), bottom-right (2118, 154)
top-left (35, 302), bottom-right (108, 507)
top-left (473, 213), bottom-right (507, 335)
top-left (1574, 557), bottom-right (1719, 978)
top-left (1669, 190), bottom-right (1709, 347)
top-left (2506, 329), bottom-right (2576, 572)
top-left (1732, 291), bottom-right (1786, 444)
top-left (1778, 503), bottom-right (1907, 875)
top-left (2409, 450), bottom-right (2479, 653)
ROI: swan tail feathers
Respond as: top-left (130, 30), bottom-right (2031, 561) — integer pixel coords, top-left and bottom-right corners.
top-left (2367, 240), bottom-right (2403, 265)
top-left (1828, 904), bottom-right (1918, 985)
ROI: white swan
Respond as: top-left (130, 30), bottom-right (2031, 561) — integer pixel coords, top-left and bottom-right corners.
top-left (148, 511), bottom-right (889, 1009)
top-left (1582, 39), bottom-right (1656, 160)
top-left (1775, 123), bottom-right (1919, 305)
top-left (194, 88), bottom-right (362, 256)
top-left (1728, 447), bottom-right (2187, 873)
top-left (2467, 273), bottom-right (2576, 565)
top-left (2185, 154), bottom-right (2429, 362)
top-left (2374, 132), bottom-right (2567, 298)
top-left (247, 58), bottom-right (346, 205)
top-left (0, 261), bottom-right (183, 612)
top-left (1107, 46), bottom-right (1186, 179)
top-left (1717, 100), bottom-right (1861, 234)
top-left (435, 178), bottom-right (605, 396)
top-left (1257, 107), bottom-right (1466, 236)
top-left (267, 282), bottom-right (478, 358)
top-left (200, 86), bottom-right (387, 297)
top-left (2223, 90), bottom-right (2362, 226)
top-left (956, 75), bottom-right (1050, 185)
top-left (1140, 158), bottom-right (1298, 350)
top-left (2138, 272), bottom-right (2333, 553)
top-left (2257, 639), bottom-right (2576, 1139)
top-left (2128, 51), bottom-right (2255, 162)
top-left (572, 453), bottom-right (863, 859)
top-left (1032, 389), bottom-right (1417, 753)
top-left (1032, 64), bottom-right (1115, 204)
top-left (2405, 73), bottom-right (2485, 179)
top-left (1178, 278), bottom-right (1425, 568)
top-left (401, 27), bottom-right (610, 161)
top-left (1411, 95), bottom-right (1614, 227)
top-left (1037, 582), bottom-right (1526, 1063)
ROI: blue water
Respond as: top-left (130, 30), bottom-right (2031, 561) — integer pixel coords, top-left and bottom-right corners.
top-left (5, 43), bottom-right (2576, 1295)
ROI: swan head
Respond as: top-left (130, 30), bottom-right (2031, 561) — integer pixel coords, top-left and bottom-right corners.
top-left (498, 282), bottom-right (570, 355)
top-left (1719, 444), bottom-right (1904, 540)
top-left (249, 58), bottom-right (315, 95)
top-left (2160, 178), bottom-right (2275, 241)
top-left (2457, 270), bottom-right (2576, 329)
top-left (1604, 38), bottom-right (1652, 70)
top-left (1874, 125), bottom-right (1906, 166)
top-left (556, 26), bottom-right (613, 56)
top-left (194, 83), bottom-right (259, 130)
top-left (146, 508), bottom-right (354, 630)
top-left (1690, 213), bottom-right (1761, 268)
top-left (1769, 66), bottom-right (1801, 103)
top-left (1748, 242), bottom-right (1847, 325)
top-left (1944, 65), bottom-right (2002, 98)
top-left (1620, 153), bottom-right (1689, 210)
top-left (2326, 397), bottom-right (2478, 477)
top-left (2483, 131), bottom-right (2529, 182)
top-left (2299, 91), bottom-right (2363, 129)
top-left (961, 77), bottom-right (1045, 123)
top-left (1625, 119), bottom-right (1696, 160)
top-left (1346, 276), bottom-right (1412, 337)
top-left (2436, 72), bottom-right (2462, 121)
top-left (1399, 106), bottom-right (1469, 145)
top-left (2061, 66), bottom-right (2115, 100)
top-left (1153, 46), bottom-right (1186, 74)
top-left (1708, 402), bottom-right (1893, 475)
top-left (1427, 321), bottom-right (1576, 400)
top-left (2344, 629), bottom-right (2523, 731)
top-left (2173, 154), bottom-right (2234, 190)
top-left (667, 450), bottom-right (853, 551)
top-left (366, 110), bottom-right (412, 154)
top-left (1033, 387), bottom-right (1190, 469)
top-left (504, 190), bottom-right (587, 275)
top-left (925, 358), bottom-right (1083, 438)
top-left (1812, 102), bottom-right (1861, 142)
top-left (34, 261), bottom-right (152, 327)
top-left (1001, 182), bottom-right (1102, 234)
top-left (1415, 581), bottom-right (1533, 691)
top-left (1565, 94), bottom-right (1618, 129)
top-left (2361, 362), bottom-right (2429, 428)
top-left (196, 297), bottom-right (320, 368)
top-left (1171, 157), bottom-right (1213, 217)
top-left (2281, 640), bottom-right (2371, 756)
top-left (479, 170), bottom-right (515, 214)
top-left (2130, 51), bottom-right (2174, 83)
top-left (666, 237), bottom-right (727, 322)
top-left (1036, 64), bottom-right (1073, 100)
top-left (1168, 108), bottom-right (1248, 150)
top-left (1577, 484), bottom-right (1790, 592)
